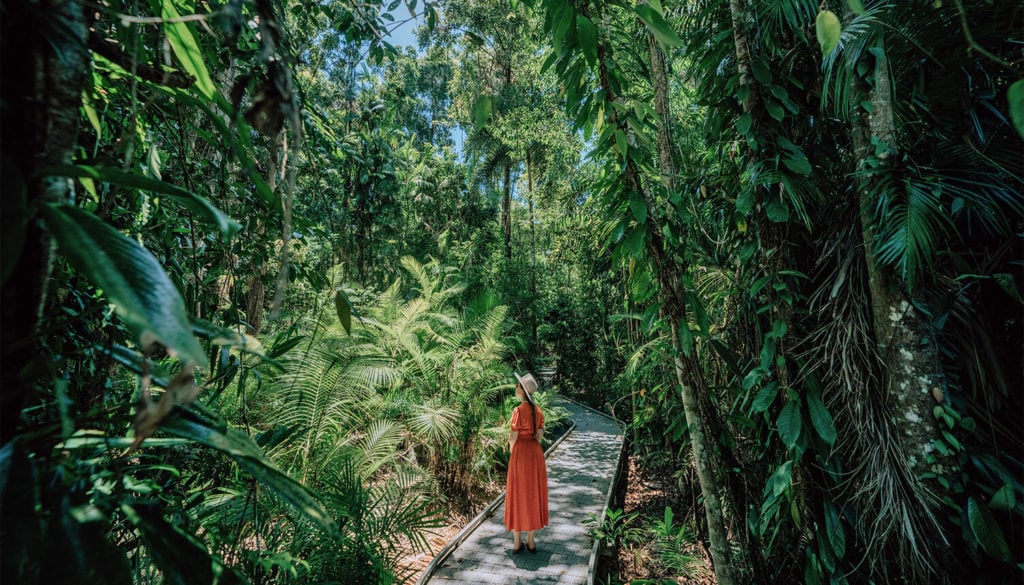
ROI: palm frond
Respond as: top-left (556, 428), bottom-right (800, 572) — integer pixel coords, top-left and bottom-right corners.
top-left (407, 401), bottom-right (460, 447)
top-left (873, 176), bottom-right (955, 286)
top-left (354, 418), bottom-right (403, 479)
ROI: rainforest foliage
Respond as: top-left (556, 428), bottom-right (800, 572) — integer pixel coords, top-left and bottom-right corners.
top-left (1, 0), bottom-right (1021, 584)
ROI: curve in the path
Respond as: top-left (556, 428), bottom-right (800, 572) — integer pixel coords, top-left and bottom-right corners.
top-left (418, 399), bottom-right (624, 585)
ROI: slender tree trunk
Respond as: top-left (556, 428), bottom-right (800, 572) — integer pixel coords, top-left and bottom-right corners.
top-left (1, 0), bottom-right (90, 441)
top-left (503, 164), bottom-right (512, 261)
top-left (592, 17), bottom-right (736, 579)
top-left (527, 152), bottom-right (537, 349)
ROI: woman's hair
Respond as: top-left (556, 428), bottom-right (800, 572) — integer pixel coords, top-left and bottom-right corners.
top-left (521, 384), bottom-right (537, 433)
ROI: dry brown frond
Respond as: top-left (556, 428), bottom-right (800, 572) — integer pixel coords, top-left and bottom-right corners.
top-left (796, 222), bottom-right (948, 584)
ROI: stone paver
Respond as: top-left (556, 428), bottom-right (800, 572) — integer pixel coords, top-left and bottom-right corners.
top-left (420, 399), bottom-right (623, 585)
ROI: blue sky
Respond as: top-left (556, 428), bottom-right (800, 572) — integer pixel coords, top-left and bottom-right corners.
top-left (384, 7), bottom-right (420, 50)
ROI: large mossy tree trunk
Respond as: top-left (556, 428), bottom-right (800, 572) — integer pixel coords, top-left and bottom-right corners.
top-left (1, 0), bottom-right (90, 441)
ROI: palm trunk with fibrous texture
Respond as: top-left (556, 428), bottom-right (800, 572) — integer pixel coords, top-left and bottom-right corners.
top-left (800, 216), bottom-right (950, 584)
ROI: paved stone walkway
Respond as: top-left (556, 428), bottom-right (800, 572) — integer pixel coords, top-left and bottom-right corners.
top-left (419, 399), bottom-right (624, 585)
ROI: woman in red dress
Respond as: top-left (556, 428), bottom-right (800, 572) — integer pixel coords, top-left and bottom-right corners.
top-left (504, 372), bottom-right (549, 553)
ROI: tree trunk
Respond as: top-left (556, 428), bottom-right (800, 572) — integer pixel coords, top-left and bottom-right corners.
top-left (1, 0), bottom-right (90, 441)
top-left (848, 40), bottom-right (952, 584)
top-left (503, 164), bottom-right (512, 261)
top-left (598, 27), bottom-right (737, 585)
top-left (527, 152), bottom-right (537, 349)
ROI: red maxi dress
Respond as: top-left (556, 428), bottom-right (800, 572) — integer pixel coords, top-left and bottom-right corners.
top-left (504, 402), bottom-right (549, 532)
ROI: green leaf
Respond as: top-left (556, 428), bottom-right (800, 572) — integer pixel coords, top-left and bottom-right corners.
top-left (742, 368), bottom-right (764, 391)
top-left (687, 290), bottom-right (710, 335)
top-left (847, 0), bottom-right (867, 15)
top-left (769, 319), bottom-right (787, 339)
top-left (122, 503), bottom-right (224, 585)
top-left (622, 225), bottom-right (645, 257)
top-left (38, 164), bottom-right (239, 237)
top-left (782, 155), bottom-right (812, 175)
top-left (989, 483), bottom-right (1016, 512)
top-left (1, 158), bottom-right (28, 286)
top-left (807, 392), bottom-right (837, 446)
top-left (751, 381), bottom-right (779, 414)
top-left (736, 112), bottom-right (752, 136)
top-left (614, 129), bottom-right (628, 156)
top-left (634, 5), bottom-right (682, 47)
top-left (1008, 79), bottom-right (1024, 141)
top-left (736, 188), bottom-right (754, 214)
top-left (766, 100), bottom-right (785, 121)
top-left (472, 95), bottom-right (492, 129)
top-left (824, 500), bottom-right (846, 558)
top-left (768, 460), bottom-right (793, 497)
top-left (678, 322), bottom-right (694, 357)
top-left (335, 288), bottom-right (353, 334)
top-left (766, 197), bottom-right (790, 223)
top-left (576, 15), bottom-right (597, 66)
top-left (751, 59), bottom-right (773, 85)
top-left (82, 90), bottom-right (102, 133)
top-left (41, 204), bottom-right (208, 367)
top-left (816, 10), bottom-right (842, 55)
top-left (629, 193), bottom-right (647, 225)
top-left (161, 0), bottom-right (217, 99)
top-left (162, 407), bottom-right (337, 534)
top-left (777, 400), bottom-right (802, 449)
top-left (967, 497), bottom-right (1012, 562)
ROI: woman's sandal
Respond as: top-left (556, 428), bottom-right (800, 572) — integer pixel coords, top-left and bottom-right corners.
top-left (512, 544), bottom-right (524, 554)
top-left (527, 544), bottom-right (537, 554)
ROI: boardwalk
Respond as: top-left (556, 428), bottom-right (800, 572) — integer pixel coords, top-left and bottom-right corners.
top-left (418, 399), bottom-right (624, 585)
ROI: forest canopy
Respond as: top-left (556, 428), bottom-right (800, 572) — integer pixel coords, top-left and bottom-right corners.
top-left (1, 0), bottom-right (1021, 584)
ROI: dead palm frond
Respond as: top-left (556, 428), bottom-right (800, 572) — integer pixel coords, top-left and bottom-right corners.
top-left (797, 220), bottom-right (947, 584)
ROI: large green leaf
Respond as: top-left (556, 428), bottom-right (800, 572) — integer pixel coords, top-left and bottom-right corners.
top-left (751, 381), bottom-right (779, 414)
top-left (629, 193), bottom-right (647, 225)
top-left (41, 204), bottom-right (208, 368)
top-left (967, 496), bottom-right (1012, 562)
top-left (989, 483), bottom-right (1016, 512)
top-left (335, 288), bottom-right (353, 335)
top-left (823, 500), bottom-right (846, 559)
top-left (1008, 79), bottom-right (1024, 140)
top-left (815, 10), bottom-right (841, 55)
top-left (161, 0), bottom-right (218, 99)
top-left (635, 5), bottom-right (682, 47)
top-left (576, 14), bottom-right (597, 66)
top-left (777, 400), bottom-right (802, 449)
top-left (162, 407), bottom-right (337, 534)
top-left (38, 164), bottom-right (239, 237)
top-left (123, 503), bottom-right (242, 585)
top-left (807, 391), bottom-right (837, 446)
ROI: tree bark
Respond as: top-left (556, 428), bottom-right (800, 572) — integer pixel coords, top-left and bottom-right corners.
top-left (848, 40), bottom-right (952, 584)
top-left (503, 164), bottom-right (512, 261)
top-left (1, 0), bottom-right (91, 441)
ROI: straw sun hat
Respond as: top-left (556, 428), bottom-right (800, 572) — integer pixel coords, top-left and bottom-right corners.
top-left (514, 372), bottom-right (539, 403)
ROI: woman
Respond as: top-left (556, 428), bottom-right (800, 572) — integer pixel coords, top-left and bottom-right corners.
top-left (504, 372), bottom-right (549, 554)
